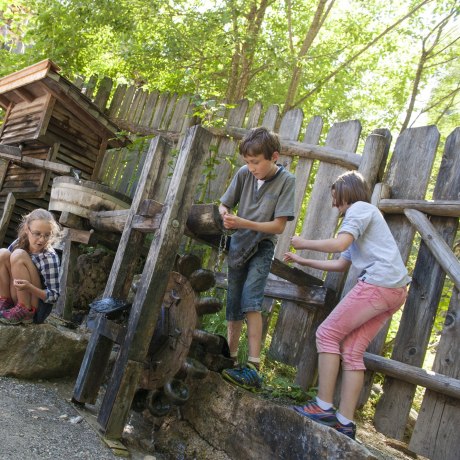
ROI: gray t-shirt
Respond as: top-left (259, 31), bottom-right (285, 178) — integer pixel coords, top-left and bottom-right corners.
top-left (339, 201), bottom-right (411, 288)
top-left (220, 164), bottom-right (295, 268)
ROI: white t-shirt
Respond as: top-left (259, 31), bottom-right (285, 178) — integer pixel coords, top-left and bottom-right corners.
top-left (339, 201), bottom-right (411, 288)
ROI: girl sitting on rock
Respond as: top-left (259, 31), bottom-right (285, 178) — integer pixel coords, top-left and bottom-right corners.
top-left (0, 208), bottom-right (61, 325)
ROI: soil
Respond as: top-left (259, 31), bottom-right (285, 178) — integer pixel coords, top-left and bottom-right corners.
top-left (0, 375), bottom-right (428, 460)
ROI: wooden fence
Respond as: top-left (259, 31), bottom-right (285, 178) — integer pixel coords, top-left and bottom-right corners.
top-left (50, 76), bottom-right (460, 459)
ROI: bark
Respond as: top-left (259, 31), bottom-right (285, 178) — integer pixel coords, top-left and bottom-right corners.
top-left (225, 0), bottom-right (271, 103)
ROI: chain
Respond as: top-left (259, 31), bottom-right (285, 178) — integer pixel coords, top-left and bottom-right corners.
top-left (214, 230), bottom-right (230, 273)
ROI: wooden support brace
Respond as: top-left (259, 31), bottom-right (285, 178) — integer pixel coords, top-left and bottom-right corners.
top-left (404, 208), bottom-right (460, 290)
top-left (97, 125), bottom-right (213, 438)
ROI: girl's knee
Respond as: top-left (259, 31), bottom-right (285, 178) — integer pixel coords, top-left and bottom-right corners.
top-left (316, 324), bottom-right (340, 351)
top-left (341, 351), bottom-right (366, 371)
top-left (0, 248), bottom-right (11, 263)
top-left (10, 249), bottom-right (30, 264)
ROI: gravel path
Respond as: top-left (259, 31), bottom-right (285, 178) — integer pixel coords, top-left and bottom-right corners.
top-left (0, 376), bottom-right (120, 460)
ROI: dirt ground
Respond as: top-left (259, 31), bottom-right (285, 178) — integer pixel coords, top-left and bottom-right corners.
top-left (0, 374), bottom-right (429, 460)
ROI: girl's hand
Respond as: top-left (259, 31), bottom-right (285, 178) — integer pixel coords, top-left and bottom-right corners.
top-left (291, 236), bottom-right (305, 249)
top-left (13, 279), bottom-right (30, 291)
top-left (284, 252), bottom-right (302, 264)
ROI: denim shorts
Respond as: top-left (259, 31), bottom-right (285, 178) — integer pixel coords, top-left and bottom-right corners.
top-left (226, 239), bottom-right (274, 321)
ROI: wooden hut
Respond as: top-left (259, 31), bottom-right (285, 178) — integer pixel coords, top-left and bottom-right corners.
top-left (0, 59), bottom-right (126, 244)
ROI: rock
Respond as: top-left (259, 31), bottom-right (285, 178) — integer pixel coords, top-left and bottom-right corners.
top-left (181, 372), bottom-right (378, 460)
top-left (0, 323), bottom-right (88, 379)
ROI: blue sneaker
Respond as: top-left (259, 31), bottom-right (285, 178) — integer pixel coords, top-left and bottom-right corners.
top-left (292, 399), bottom-right (337, 427)
top-left (334, 420), bottom-right (356, 440)
top-left (222, 363), bottom-right (262, 392)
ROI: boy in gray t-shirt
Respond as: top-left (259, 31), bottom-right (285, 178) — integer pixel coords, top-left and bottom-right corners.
top-left (219, 127), bottom-right (295, 391)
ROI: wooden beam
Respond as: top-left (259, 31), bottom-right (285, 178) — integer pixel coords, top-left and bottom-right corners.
top-left (214, 272), bottom-right (327, 309)
top-left (13, 87), bottom-right (35, 103)
top-left (364, 352), bottom-right (460, 400)
top-left (404, 208), bottom-right (460, 290)
top-left (0, 144), bottom-right (22, 158)
top-left (97, 125), bottom-right (213, 438)
top-left (377, 199), bottom-right (460, 217)
top-left (209, 125), bottom-right (362, 170)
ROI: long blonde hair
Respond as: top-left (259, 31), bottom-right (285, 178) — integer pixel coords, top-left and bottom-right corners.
top-left (16, 209), bottom-right (61, 251)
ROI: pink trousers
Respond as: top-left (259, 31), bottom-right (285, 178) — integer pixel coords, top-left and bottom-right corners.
top-left (316, 280), bottom-right (408, 371)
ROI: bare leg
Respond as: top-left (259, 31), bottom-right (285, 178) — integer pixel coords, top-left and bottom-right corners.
top-left (246, 311), bottom-right (262, 359)
top-left (227, 320), bottom-right (243, 356)
top-left (0, 249), bottom-right (13, 298)
top-left (317, 352), bottom-right (341, 404)
top-left (10, 249), bottom-right (42, 308)
top-left (338, 370), bottom-right (364, 420)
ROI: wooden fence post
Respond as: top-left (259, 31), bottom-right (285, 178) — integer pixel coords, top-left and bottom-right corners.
top-left (359, 126), bottom-right (440, 405)
top-left (287, 120), bottom-right (362, 388)
top-left (374, 126), bottom-right (458, 440)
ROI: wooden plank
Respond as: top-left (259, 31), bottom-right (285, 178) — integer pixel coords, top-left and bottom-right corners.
top-left (131, 90), bottom-right (148, 125)
top-left (97, 125), bottom-right (213, 438)
top-left (410, 129), bottom-right (460, 458)
top-left (293, 120), bottom-right (362, 388)
top-left (0, 193), bottom-right (15, 245)
top-left (214, 272), bottom-right (327, 309)
top-left (206, 100), bottom-right (248, 201)
top-left (340, 130), bottom-right (392, 298)
top-left (93, 77), bottom-right (113, 111)
top-left (150, 92), bottom-right (170, 129)
top-left (262, 104), bottom-right (279, 130)
top-left (409, 290), bottom-right (460, 459)
top-left (83, 75), bottom-right (98, 99)
top-left (117, 85), bottom-right (136, 121)
top-left (126, 88), bottom-right (144, 123)
top-left (72, 135), bottom-right (170, 407)
top-left (246, 101), bottom-right (262, 128)
top-left (160, 92), bottom-right (178, 130)
top-left (374, 126), bottom-right (453, 440)
top-left (167, 95), bottom-right (191, 133)
top-left (363, 352), bottom-right (460, 399)
top-left (139, 90), bottom-right (159, 127)
top-left (360, 126), bottom-right (441, 406)
top-left (267, 116), bottom-right (324, 364)
top-left (107, 84), bottom-right (127, 119)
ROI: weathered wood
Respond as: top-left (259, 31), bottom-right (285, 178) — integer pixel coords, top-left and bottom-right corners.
top-left (97, 125), bottom-right (212, 438)
top-left (377, 199), bottom-right (460, 217)
top-left (409, 129), bottom-right (460, 459)
top-left (404, 209), bottom-right (460, 289)
top-left (185, 203), bottom-right (225, 236)
top-left (268, 114), bottom-right (324, 364)
top-left (288, 121), bottom-right (361, 386)
top-left (0, 143), bottom-right (22, 158)
top-left (72, 136), bottom-right (170, 407)
top-left (93, 76), bottom-right (113, 111)
top-left (214, 272), bottom-right (327, 308)
top-left (409, 290), bottom-right (460, 459)
top-left (206, 100), bottom-right (248, 201)
top-left (363, 352), bottom-right (460, 400)
top-left (0, 193), bottom-right (16, 245)
top-left (211, 125), bottom-right (363, 169)
top-left (339, 130), bottom-right (392, 300)
top-left (49, 176), bottom-right (132, 219)
top-left (360, 126), bottom-right (440, 407)
top-left (374, 126), bottom-right (454, 440)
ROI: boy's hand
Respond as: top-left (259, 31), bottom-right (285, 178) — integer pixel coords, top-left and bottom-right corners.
top-left (290, 236), bottom-right (306, 249)
top-left (222, 213), bottom-right (241, 229)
